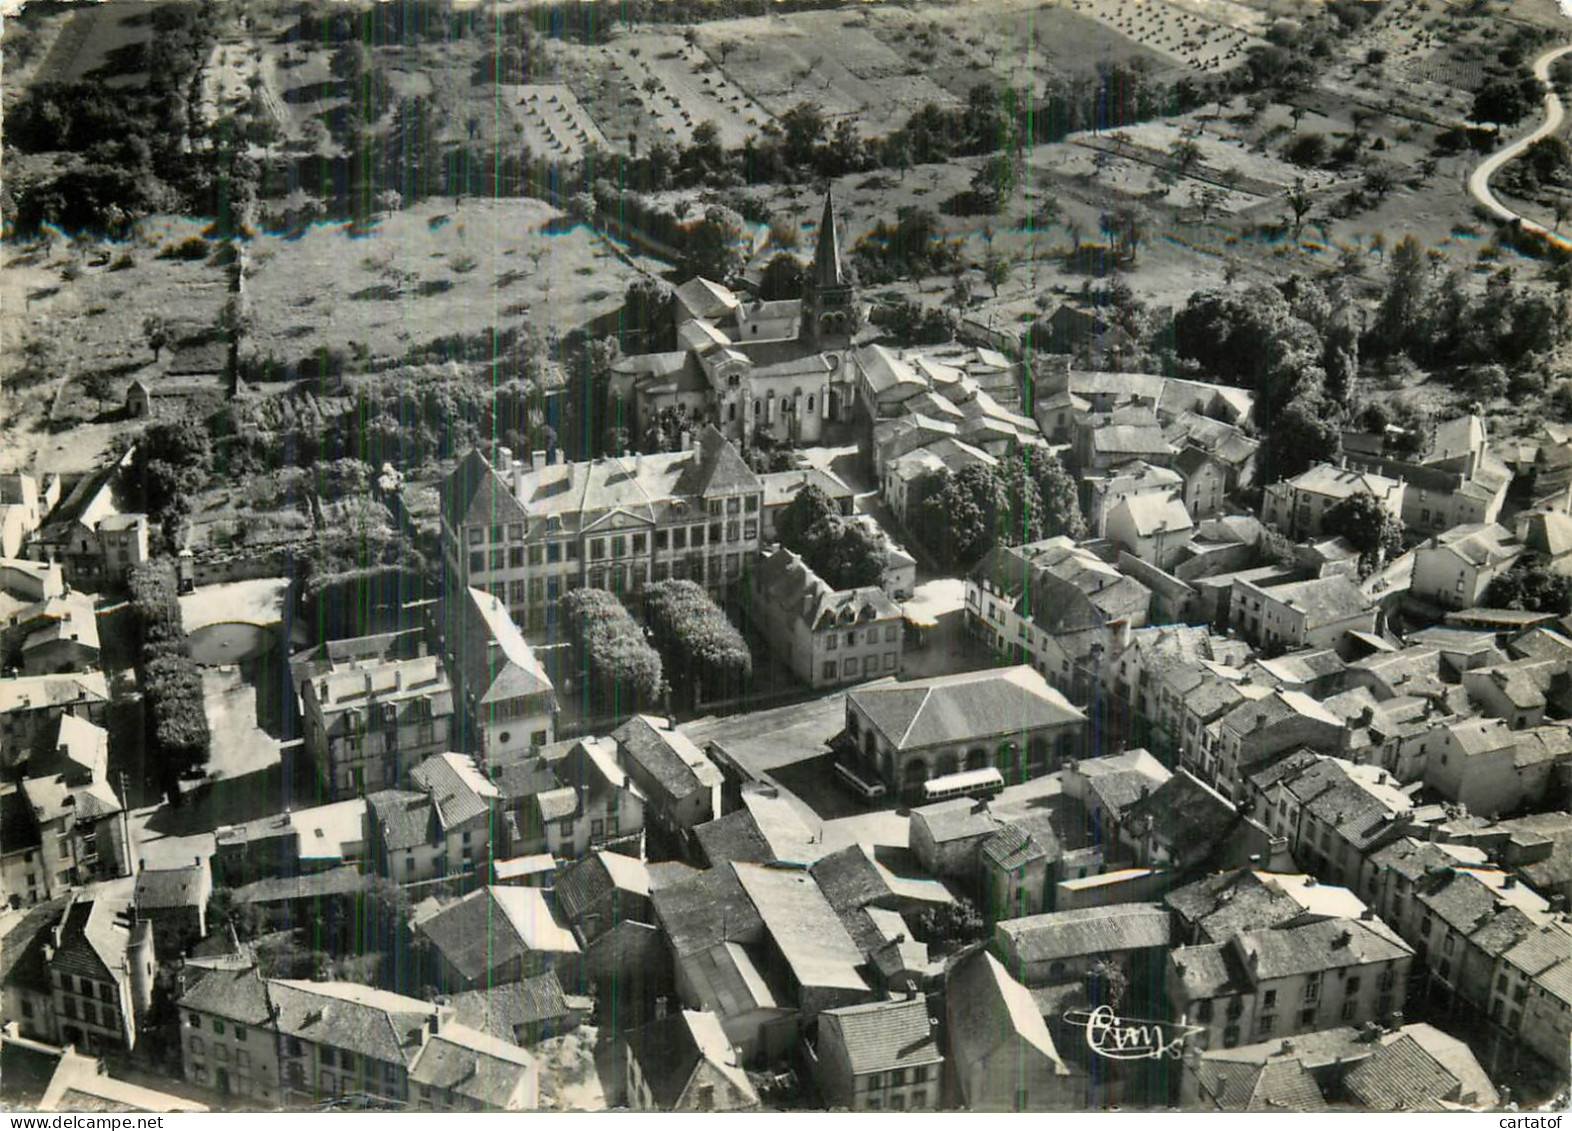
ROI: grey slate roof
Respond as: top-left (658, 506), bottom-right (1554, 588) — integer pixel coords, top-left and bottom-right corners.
top-left (820, 995), bottom-right (941, 1075)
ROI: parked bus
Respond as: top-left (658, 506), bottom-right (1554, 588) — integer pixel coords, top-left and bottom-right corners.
top-left (834, 761), bottom-right (887, 801)
top-left (922, 766), bottom-right (1005, 804)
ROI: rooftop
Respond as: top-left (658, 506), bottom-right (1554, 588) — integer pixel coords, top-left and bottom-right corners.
top-left (849, 665), bottom-right (1084, 754)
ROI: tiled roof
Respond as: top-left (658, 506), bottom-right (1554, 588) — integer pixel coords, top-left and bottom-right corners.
top-left (449, 971), bottom-right (573, 1044)
top-left (821, 995), bottom-right (941, 1075)
top-left (133, 863), bottom-right (207, 910)
top-left (980, 823), bottom-right (1052, 871)
top-left (451, 587), bottom-right (553, 706)
top-left (651, 864), bottom-right (763, 957)
top-left (440, 449), bottom-right (528, 530)
top-left (693, 809), bottom-right (774, 867)
top-left (410, 752), bottom-right (498, 831)
top-left (269, 979), bottom-right (436, 1067)
top-left (1166, 871), bottom-right (1306, 943)
top-left (50, 899), bottom-right (132, 983)
top-left (946, 949), bottom-right (1065, 1073)
top-left (415, 886), bottom-right (579, 982)
top-left (367, 789), bottom-right (435, 852)
top-left (177, 965), bottom-right (274, 1025)
top-left (1120, 769), bottom-right (1238, 848)
top-left (996, 903), bottom-right (1171, 965)
top-left (0, 898), bottom-right (69, 993)
top-left (612, 715), bottom-right (718, 802)
top-left (1344, 1034), bottom-right (1459, 1111)
top-left (623, 1009), bottom-right (757, 1110)
top-left (850, 665), bottom-right (1083, 753)
top-left (753, 547), bottom-right (899, 633)
top-left (912, 798), bottom-right (1000, 844)
top-left (1231, 917), bottom-right (1412, 981)
top-left (1196, 1058), bottom-right (1329, 1111)
top-left (408, 1022), bottom-right (535, 1109)
top-left (555, 850), bottom-right (649, 924)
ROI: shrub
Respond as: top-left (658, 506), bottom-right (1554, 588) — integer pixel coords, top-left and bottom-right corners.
top-left (642, 580), bottom-right (751, 704)
top-left (127, 559), bottom-right (211, 782)
top-left (159, 236), bottom-right (212, 261)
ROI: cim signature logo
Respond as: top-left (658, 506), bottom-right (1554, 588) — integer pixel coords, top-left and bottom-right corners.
top-left (1062, 1006), bottom-right (1204, 1061)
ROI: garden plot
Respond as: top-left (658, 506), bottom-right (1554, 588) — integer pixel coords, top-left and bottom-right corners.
top-left (511, 84), bottom-right (611, 160)
top-left (698, 12), bottom-right (959, 137)
top-left (39, 0), bottom-right (150, 87)
top-left (565, 34), bottom-right (768, 152)
top-left (242, 198), bottom-right (648, 367)
top-left (1072, 120), bottom-right (1340, 194)
top-left (1065, 0), bottom-right (1263, 73)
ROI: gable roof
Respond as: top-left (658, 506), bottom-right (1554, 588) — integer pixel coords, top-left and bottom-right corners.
top-left (554, 850), bottom-right (650, 923)
top-left (946, 949), bottom-right (1066, 1072)
top-left (452, 588), bottom-right (553, 705)
top-left (1195, 1058), bottom-right (1328, 1111)
top-left (613, 715), bottom-right (720, 802)
top-left (734, 863), bottom-right (868, 993)
top-left (449, 970), bottom-right (573, 1045)
top-left (651, 864), bottom-right (764, 958)
top-left (410, 752), bottom-right (498, 831)
top-left (821, 994), bottom-right (941, 1075)
top-left (624, 1009), bottom-right (757, 1110)
top-left (415, 886), bottom-right (579, 982)
top-left (133, 863), bottom-right (208, 910)
top-left (1344, 1034), bottom-right (1459, 1111)
top-left (408, 1022), bottom-right (535, 1109)
top-left (268, 979), bottom-right (437, 1066)
top-left (996, 903), bottom-right (1172, 965)
top-left (177, 964), bottom-right (274, 1025)
top-left (442, 449), bottom-right (528, 530)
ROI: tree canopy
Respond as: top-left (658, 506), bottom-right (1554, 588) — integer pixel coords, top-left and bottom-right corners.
top-left (642, 580), bottom-right (752, 705)
top-left (561, 589), bottom-right (663, 713)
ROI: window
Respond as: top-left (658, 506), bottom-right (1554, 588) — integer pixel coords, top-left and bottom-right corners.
top-left (673, 528), bottom-right (687, 550)
top-left (509, 523), bottom-right (524, 541)
top-left (547, 542), bottom-right (562, 563)
top-left (823, 662), bottom-right (838, 680)
top-left (1341, 1000), bottom-right (1357, 1021)
top-left (1223, 1026), bottom-right (1240, 1048)
top-left (215, 1043), bottom-right (230, 1064)
top-left (468, 528), bottom-right (484, 546)
top-left (710, 522), bottom-right (723, 544)
top-left (189, 1014), bottom-right (203, 1029)
top-left (844, 659), bottom-right (858, 677)
top-left (566, 541), bottom-right (579, 560)
top-left (528, 545), bottom-right (544, 566)
top-left (885, 625), bottom-right (899, 642)
top-left (866, 1097), bottom-right (881, 1111)
top-left (692, 526), bottom-right (706, 547)
top-left (559, 820), bottom-right (574, 838)
top-left (611, 535), bottom-right (626, 558)
top-left (1263, 990), bottom-right (1277, 1010)
top-left (214, 1020), bottom-right (226, 1036)
top-left (826, 634), bottom-right (838, 651)
top-left (1303, 981), bottom-right (1319, 1002)
top-left (590, 539), bottom-right (606, 561)
top-left (912, 1066), bottom-right (929, 1084)
top-left (911, 1090), bottom-right (926, 1109)
top-left (845, 631), bottom-right (856, 647)
top-left (469, 552), bottom-right (485, 574)
top-left (1197, 1000), bottom-right (1214, 1022)
top-left (1257, 1015), bottom-right (1274, 1035)
top-left (490, 525), bottom-right (504, 544)
top-left (234, 1025), bottom-right (247, 1042)
top-left (1299, 1008), bottom-right (1316, 1027)
top-left (190, 1036), bottom-right (204, 1056)
top-left (633, 533), bottom-right (647, 554)
top-left (490, 549), bottom-right (505, 570)
top-left (866, 1073), bottom-right (884, 1089)
top-left (1345, 977), bottom-right (1360, 995)
top-left (884, 652), bottom-right (896, 670)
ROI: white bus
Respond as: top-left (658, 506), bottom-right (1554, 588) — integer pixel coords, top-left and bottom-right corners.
top-left (834, 761), bottom-right (887, 801)
top-left (922, 766), bottom-right (1005, 804)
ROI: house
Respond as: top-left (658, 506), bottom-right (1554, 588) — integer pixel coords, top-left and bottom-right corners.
top-left (211, 798), bottom-right (368, 887)
top-left (749, 547), bottom-right (903, 690)
top-left (1196, 690), bottom-right (1347, 806)
top-left (8, 591), bottom-right (99, 676)
top-left (807, 993), bottom-right (941, 1111)
top-left (905, 799), bottom-right (998, 879)
top-left (1260, 463), bottom-right (1405, 541)
top-left (847, 514), bottom-right (918, 601)
top-left (843, 666), bottom-right (1086, 803)
top-left (1083, 462), bottom-right (1184, 538)
top-left (366, 752), bottom-right (498, 886)
top-left (1493, 919), bottom-right (1572, 1073)
top-left (992, 903), bottom-right (1172, 988)
top-left (1344, 1025), bottom-right (1500, 1110)
top-left (180, 969), bottom-right (538, 1109)
top-left (508, 736), bottom-right (645, 858)
top-left (440, 587), bottom-right (555, 767)
top-left (611, 715), bottom-right (723, 834)
top-left (758, 467), bottom-right (854, 544)
top-left (1410, 523), bottom-right (1523, 610)
top-left (298, 641), bottom-right (455, 800)
top-left (1073, 409), bottom-right (1175, 474)
top-left (1113, 769), bottom-right (1282, 872)
top-left (809, 843), bottom-right (955, 919)
top-left (413, 886), bottom-right (581, 992)
top-left (1343, 414), bottom-right (1512, 533)
top-left (1104, 491), bottom-right (1195, 569)
top-left (881, 437), bottom-right (998, 528)
top-left (4, 895), bottom-right (155, 1055)
top-left (966, 538), bottom-right (1150, 702)
top-left (1168, 916), bottom-right (1413, 1051)
top-left (0, 715), bottom-right (127, 904)
top-left (1229, 573), bottom-right (1376, 653)
top-left (0, 673), bottom-right (110, 770)
top-left (132, 862), bottom-right (211, 955)
top-left (1460, 658), bottom-right (1570, 729)
top-left (1250, 751), bottom-right (1421, 889)
top-left (0, 473), bottom-right (55, 561)
top-left (946, 949), bottom-right (1079, 1111)
top-left (440, 429), bottom-right (764, 633)
top-left (622, 1008), bottom-right (759, 1111)
top-left (0, 559), bottom-right (65, 604)
top-left (1424, 717), bottom-right (1572, 817)
top-left (29, 452), bottom-right (148, 592)
top-left (554, 850), bottom-right (652, 945)
top-left (979, 821), bottom-right (1060, 920)
top-left (732, 862), bottom-right (871, 1019)
top-left (450, 970), bottom-right (585, 1046)
top-left (1167, 869), bottom-right (1368, 946)
top-left (1173, 447), bottom-right (1232, 521)
top-left (1061, 748), bottom-right (1173, 848)
top-left (1164, 412), bottom-right (1260, 498)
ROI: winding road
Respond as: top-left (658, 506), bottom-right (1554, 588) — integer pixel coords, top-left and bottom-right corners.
top-left (1467, 42), bottom-right (1572, 248)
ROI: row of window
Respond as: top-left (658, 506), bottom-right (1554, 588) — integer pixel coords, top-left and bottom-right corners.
top-left (190, 1037), bottom-right (253, 1067)
top-left (61, 995), bottom-right (119, 1031)
top-left (190, 1013), bottom-right (249, 1039)
top-left (825, 625), bottom-right (900, 650)
top-left (823, 654), bottom-right (898, 681)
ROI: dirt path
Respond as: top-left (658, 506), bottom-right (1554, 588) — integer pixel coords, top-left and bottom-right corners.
top-left (1467, 42), bottom-right (1572, 247)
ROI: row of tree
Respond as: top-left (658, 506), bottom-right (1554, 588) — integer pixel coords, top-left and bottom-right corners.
top-left (641, 581), bottom-right (751, 707)
top-left (561, 589), bottom-right (663, 716)
top-left (127, 560), bottom-right (211, 800)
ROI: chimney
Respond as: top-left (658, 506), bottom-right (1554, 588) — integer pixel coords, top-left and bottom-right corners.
top-left (1334, 929), bottom-right (1352, 949)
top-left (654, 995), bottom-right (668, 1020)
top-left (497, 446), bottom-right (513, 472)
top-left (364, 671), bottom-right (374, 696)
top-left (395, 669), bottom-right (403, 692)
top-left (531, 450), bottom-right (546, 474)
top-left (1503, 874), bottom-right (1517, 889)
top-left (513, 462), bottom-right (525, 499)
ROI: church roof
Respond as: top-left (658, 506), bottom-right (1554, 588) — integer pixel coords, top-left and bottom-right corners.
top-left (811, 191), bottom-right (845, 290)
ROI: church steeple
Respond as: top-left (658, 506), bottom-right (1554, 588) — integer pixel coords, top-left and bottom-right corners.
top-left (812, 188), bottom-right (845, 289)
top-left (801, 189), bottom-right (857, 349)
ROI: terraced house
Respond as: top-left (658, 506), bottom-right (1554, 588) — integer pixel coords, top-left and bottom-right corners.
top-left (441, 427), bottom-right (762, 632)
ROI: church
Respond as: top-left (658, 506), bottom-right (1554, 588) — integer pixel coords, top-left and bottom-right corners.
top-left (610, 192), bottom-right (864, 451)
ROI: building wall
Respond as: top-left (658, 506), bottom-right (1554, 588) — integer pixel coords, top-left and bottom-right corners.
top-left (1411, 548), bottom-right (1496, 611)
top-left (958, 1043), bottom-right (1076, 1112)
top-left (304, 694), bottom-right (453, 802)
top-left (1177, 956), bottom-right (1406, 1052)
top-left (51, 967), bottom-right (134, 1053)
top-left (1423, 729), bottom-right (1519, 817)
top-left (182, 1005), bottom-right (281, 1105)
top-left (477, 693), bottom-right (554, 766)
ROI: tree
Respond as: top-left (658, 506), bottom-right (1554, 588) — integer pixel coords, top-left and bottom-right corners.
top-left (1285, 132), bottom-right (1328, 167)
top-left (206, 887), bottom-right (262, 941)
top-left (1285, 177), bottom-right (1314, 236)
top-left (758, 252), bottom-right (805, 301)
top-left (1473, 74), bottom-right (1539, 128)
top-left (1322, 491), bottom-right (1403, 570)
top-left (915, 466), bottom-right (1003, 571)
top-left (777, 483), bottom-right (839, 550)
top-left (1028, 450), bottom-right (1086, 540)
top-left (1266, 393), bottom-right (1342, 481)
top-left (643, 580), bottom-right (751, 704)
top-left (982, 247), bottom-right (1011, 297)
top-left (560, 589), bottom-right (663, 711)
top-left (1485, 557), bottom-right (1572, 615)
top-left (680, 205), bottom-right (746, 284)
top-left (1363, 164), bottom-right (1396, 201)
top-left (142, 315), bottom-right (169, 362)
top-left (1368, 234), bottom-right (1427, 358)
